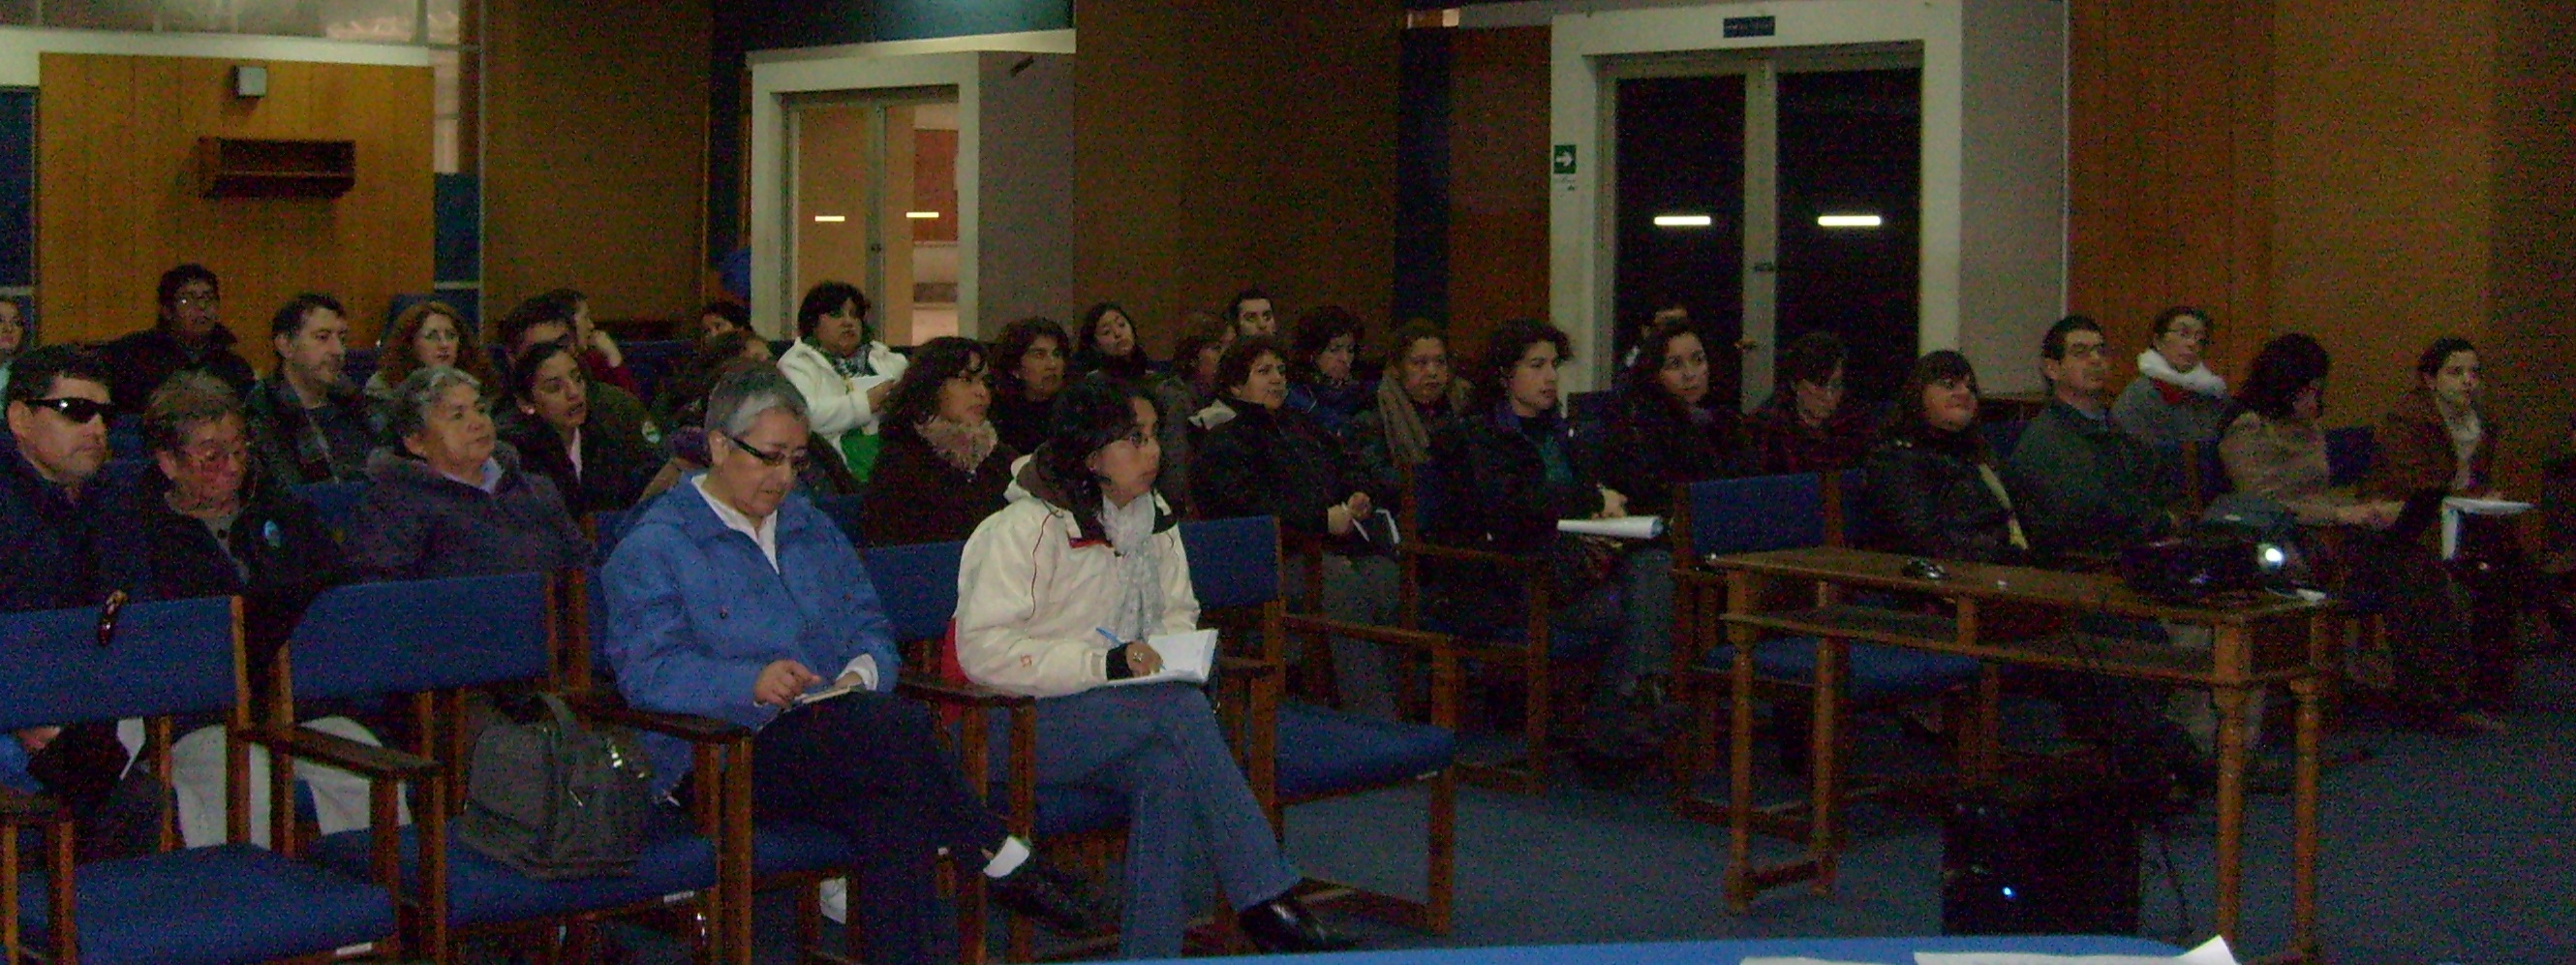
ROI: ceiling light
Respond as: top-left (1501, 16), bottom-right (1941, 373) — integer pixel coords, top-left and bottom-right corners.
top-left (812, 215), bottom-right (846, 223)
top-left (1653, 214), bottom-right (1713, 228)
top-left (905, 211), bottom-right (940, 219)
top-left (1817, 214), bottom-right (1883, 228)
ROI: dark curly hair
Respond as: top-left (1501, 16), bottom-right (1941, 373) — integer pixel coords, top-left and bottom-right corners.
top-left (2238, 333), bottom-right (2330, 421)
top-left (795, 281), bottom-right (871, 344)
top-left (1289, 305), bottom-right (1365, 384)
top-left (1036, 374), bottom-right (1158, 538)
top-left (880, 336), bottom-right (989, 433)
top-left (1075, 301), bottom-right (1150, 379)
top-left (1475, 319), bottom-right (1572, 408)
top-left (991, 316), bottom-right (1069, 401)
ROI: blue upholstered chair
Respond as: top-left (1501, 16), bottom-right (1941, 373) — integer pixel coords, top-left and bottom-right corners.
top-left (1, 595), bottom-right (421, 965)
top-left (291, 575), bottom-right (755, 964)
top-left (1183, 515), bottom-right (1461, 934)
top-left (1668, 473), bottom-right (1982, 833)
top-left (861, 538), bottom-right (1136, 962)
top-left (1395, 459), bottom-right (1604, 794)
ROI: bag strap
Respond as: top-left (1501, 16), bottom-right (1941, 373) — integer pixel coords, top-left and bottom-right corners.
top-left (534, 692), bottom-right (582, 732)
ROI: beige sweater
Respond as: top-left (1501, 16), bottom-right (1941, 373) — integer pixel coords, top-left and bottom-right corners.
top-left (955, 492), bottom-right (1201, 698)
top-left (2218, 411), bottom-right (2355, 525)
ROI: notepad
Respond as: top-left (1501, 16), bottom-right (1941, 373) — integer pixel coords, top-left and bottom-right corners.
top-left (1557, 515), bottom-right (1666, 540)
top-left (2440, 496), bottom-right (2533, 559)
top-left (1103, 629), bottom-right (1219, 686)
top-left (793, 679), bottom-right (866, 706)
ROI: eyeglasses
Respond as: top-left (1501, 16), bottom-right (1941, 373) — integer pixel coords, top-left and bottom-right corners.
top-left (180, 443), bottom-right (251, 468)
top-left (23, 396), bottom-right (109, 424)
top-left (721, 430), bottom-right (808, 471)
top-left (172, 294), bottom-right (219, 309)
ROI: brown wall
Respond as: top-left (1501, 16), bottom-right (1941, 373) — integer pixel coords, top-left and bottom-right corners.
top-left (2070, 0), bottom-right (2576, 498)
top-left (37, 53), bottom-right (434, 367)
top-left (1445, 26), bottom-right (1551, 358)
top-left (1072, 0), bottom-right (1400, 356)
top-left (482, 0), bottom-right (710, 327)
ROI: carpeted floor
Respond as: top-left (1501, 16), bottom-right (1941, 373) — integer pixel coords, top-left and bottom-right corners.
top-left (583, 655), bottom-right (2570, 964)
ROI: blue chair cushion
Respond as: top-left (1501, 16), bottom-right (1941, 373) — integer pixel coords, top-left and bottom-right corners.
top-left (309, 815), bottom-right (716, 928)
top-left (978, 783), bottom-right (1129, 839)
top-left (1275, 701), bottom-right (1455, 800)
top-left (752, 821), bottom-right (853, 877)
top-left (18, 843), bottom-right (395, 965)
top-left (1735, 638), bottom-right (1981, 703)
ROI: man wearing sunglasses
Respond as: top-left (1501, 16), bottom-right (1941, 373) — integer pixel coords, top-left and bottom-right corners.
top-left (1, 344), bottom-right (156, 855)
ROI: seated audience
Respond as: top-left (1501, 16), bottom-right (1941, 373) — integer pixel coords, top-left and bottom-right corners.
top-left (366, 299), bottom-right (495, 405)
top-left (1425, 319), bottom-right (1676, 765)
top-left (500, 343), bottom-right (660, 514)
top-left (1600, 316), bottom-right (1753, 515)
top-left (987, 316), bottom-right (1069, 456)
top-left (1071, 301), bottom-right (1199, 506)
top-left (528, 287), bottom-right (638, 395)
top-left (1349, 321), bottom-right (1469, 500)
top-left (779, 281), bottom-right (907, 483)
top-left (956, 376), bottom-right (1346, 957)
top-left (246, 294), bottom-right (374, 488)
top-left (494, 295), bottom-right (661, 451)
top-left (643, 355), bottom-right (862, 507)
top-left (1284, 305), bottom-right (1375, 438)
top-left (2004, 315), bottom-right (2184, 566)
top-left (859, 337), bottom-right (1019, 547)
top-left (138, 374), bottom-right (399, 848)
top-left (1859, 351), bottom-right (2028, 562)
top-left (2363, 337), bottom-right (2523, 721)
top-left (1229, 288), bottom-right (1278, 339)
top-left (105, 264), bottom-right (257, 412)
top-left (345, 366), bottom-right (585, 581)
top-left (1747, 329), bottom-right (1872, 473)
top-left (2113, 306), bottom-right (2231, 448)
top-left (605, 368), bottom-right (1106, 964)
top-left (695, 298), bottom-right (751, 342)
top-left (0, 296), bottom-right (28, 398)
top-left (1192, 336), bottom-right (1402, 718)
top-left (0, 346), bottom-right (155, 856)
top-left (2220, 335), bottom-right (2485, 733)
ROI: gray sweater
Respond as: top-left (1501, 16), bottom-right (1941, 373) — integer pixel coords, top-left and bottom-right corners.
top-left (2111, 376), bottom-right (2233, 448)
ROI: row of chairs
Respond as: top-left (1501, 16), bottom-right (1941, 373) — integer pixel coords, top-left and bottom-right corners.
top-left (1, 513), bottom-right (1460, 965)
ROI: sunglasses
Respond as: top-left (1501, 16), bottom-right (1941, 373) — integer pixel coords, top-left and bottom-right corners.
top-left (24, 396), bottom-right (110, 424)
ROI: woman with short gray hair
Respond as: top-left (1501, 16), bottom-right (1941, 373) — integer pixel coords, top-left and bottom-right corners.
top-left (346, 365), bottom-right (586, 580)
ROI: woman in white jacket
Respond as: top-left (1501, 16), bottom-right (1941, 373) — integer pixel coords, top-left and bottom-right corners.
top-left (778, 281), bottom-right (907, 482)
top-left (955, 376), bottom-right (1346, 958)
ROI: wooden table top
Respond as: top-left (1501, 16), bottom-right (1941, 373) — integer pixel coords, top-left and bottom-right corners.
top-left (1698, 545), bottom-right (2333, 626)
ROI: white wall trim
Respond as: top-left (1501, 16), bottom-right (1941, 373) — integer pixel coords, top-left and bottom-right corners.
top-left (0, 26), bottom-right (432, 85)
top-left (748, 30), bottom-right (1076, 339)
top-left (1551, 1), bottom-right (1965, 394)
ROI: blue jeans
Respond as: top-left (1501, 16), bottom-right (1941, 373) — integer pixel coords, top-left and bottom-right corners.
top-left (994, 682), bottom-right (1299, 958)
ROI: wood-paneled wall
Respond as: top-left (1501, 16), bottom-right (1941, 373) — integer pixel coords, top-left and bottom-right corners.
top-left (1072, 0), bottom-right (1400, 356)
top-left (1444, 26), bottom-right (1551, 360)
top-left (37, 53), bottom-right (433, 367)
top-left (482, 0), bottom-right (710, 326)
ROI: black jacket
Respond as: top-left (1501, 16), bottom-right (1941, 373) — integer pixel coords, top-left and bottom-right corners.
top-left (1193, 400), bottom-right (1387, 545)
top-left (142, 477), bottom-right (351, 714)
top-left (0, 434), bottom-right (152, 613)
top-left (1858, 429), bottom-right (2025, 565)
top-left (102, 326), bottom-right (257, 414)
top-left (1598, 390), bottom-right (1754, 517)
top-left (990, 393), bottom-right (1056, 458)
top-left (1426, 403), bottom-right (1603, 555)
top-left (344, 445), bottom-right (588, 582)
top-left (498, 412), bottom-right (662, 516)
top-left (858, 424), bottom-right (1018, 547)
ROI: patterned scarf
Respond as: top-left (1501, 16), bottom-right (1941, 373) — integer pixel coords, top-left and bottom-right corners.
top-left (1097, 492), bottom-right (1163, 643)
top-left (916, 417), bottom-right (999, 475)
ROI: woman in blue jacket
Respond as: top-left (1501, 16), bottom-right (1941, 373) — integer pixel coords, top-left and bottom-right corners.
top-left (603, 367), bottom-right (1103, 965)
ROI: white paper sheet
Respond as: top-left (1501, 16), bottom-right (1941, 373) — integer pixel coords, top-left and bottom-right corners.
top-left (1556, 515), bottom-right (1666, 540)
top-left (1915, 935), bottom-right (2237, 965)
top-left (1742, 958), bottom-right (1879, 965)
top-left (1103, 629), bottom-right (1218, 686)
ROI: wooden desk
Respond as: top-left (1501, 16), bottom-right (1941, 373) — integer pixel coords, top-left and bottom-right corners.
top-left (1695, 546), bottom-right (2331, 963)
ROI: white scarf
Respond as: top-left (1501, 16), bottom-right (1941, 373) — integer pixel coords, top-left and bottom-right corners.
top-left (2136, 348), bottom-right (2227, 398)
top-left (1097, 493), bottom-right (1164, 643)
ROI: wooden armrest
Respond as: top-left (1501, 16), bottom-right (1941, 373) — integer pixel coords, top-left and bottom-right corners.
top-left (1400, 541), bottom-right (1545, 572)
top-left (1281, 614), bottom-right (1459, 655)
top-left (0, 783), bottom-right (65, 823)
top-left (567, 699), bottom-right (751, 745)
top-left (245, 727), bottom-right (438, 781)
top-left (1216, 656), bottom-right (1284, 677)
top-left (896, 675), bottom-right (1034, 707)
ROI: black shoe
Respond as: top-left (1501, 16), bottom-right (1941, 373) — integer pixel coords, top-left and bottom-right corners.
top-left (1237, 895), bottom-right (1356, 953)
top-left (988, 855), bottom-right (1112, 935)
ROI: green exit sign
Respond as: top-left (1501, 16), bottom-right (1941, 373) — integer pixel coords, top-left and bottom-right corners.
top-left (1552, 144), bottom-right (1578, 175)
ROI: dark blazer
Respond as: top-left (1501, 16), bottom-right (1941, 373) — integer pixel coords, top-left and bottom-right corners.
top-left (499, 411), bottom-right (662, 516)
top-left (1859, 430), bottom-right (2026, 565)
top-left (0, 435), bottom-right (152, 613)
top-left (1425, 402), bottom-right (1603, 555)
top-left (2002, 399), bottom-right (2180, 561)
top-left (1193, 399), bottom-right (1386, 545)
